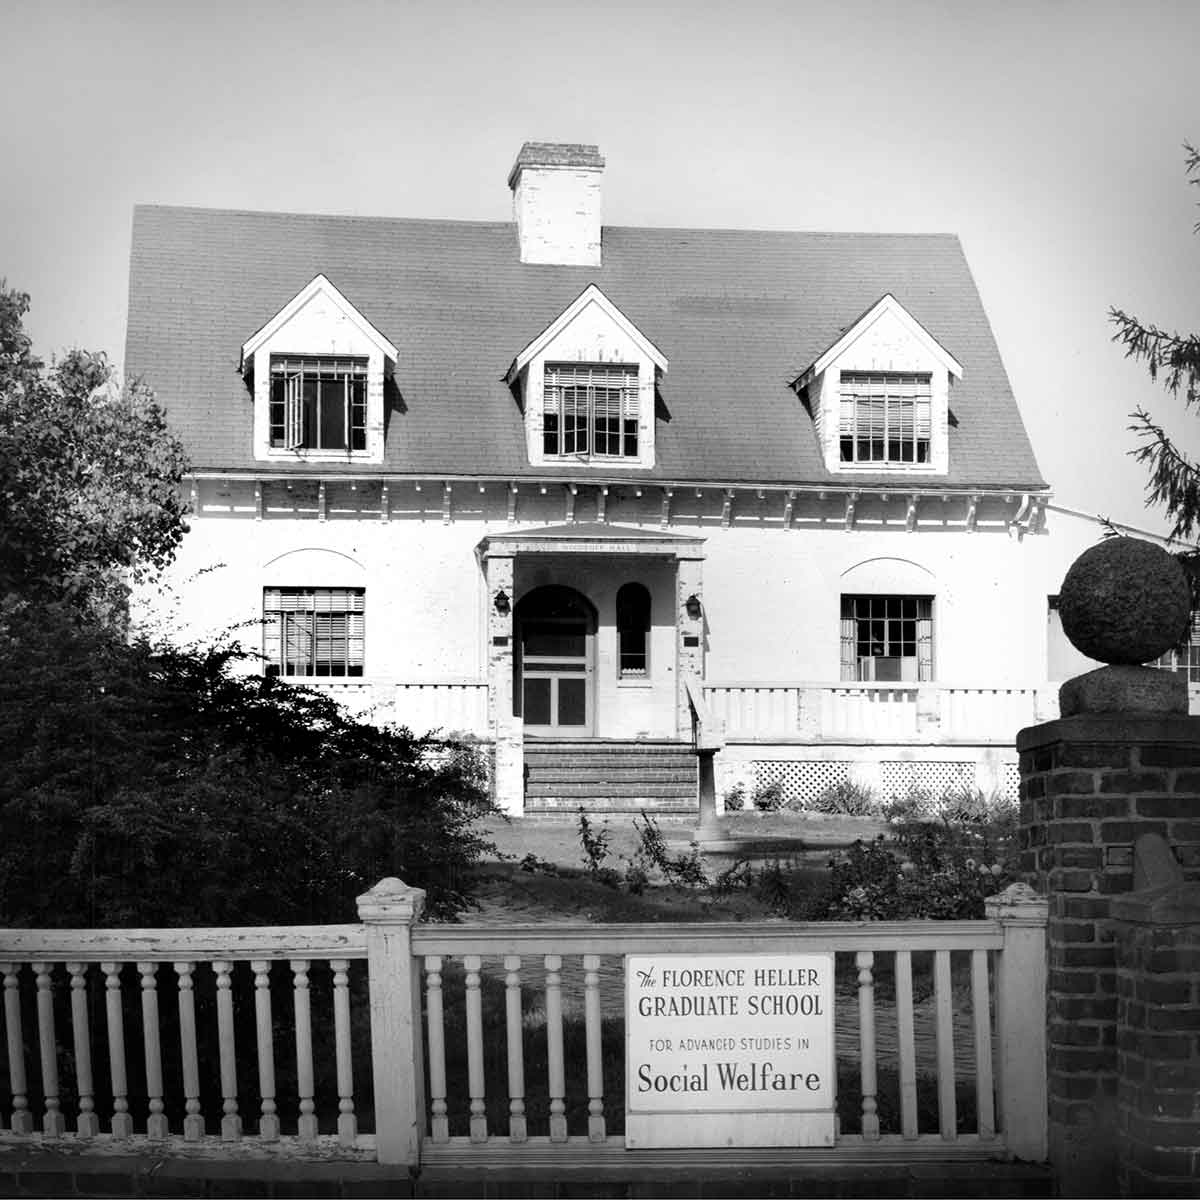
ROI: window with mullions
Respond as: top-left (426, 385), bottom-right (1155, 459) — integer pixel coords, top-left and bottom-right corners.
top-left (616, 582), bottom-right (651, 677)
top-left (263, 587), bottom-right (365, 677)
top-left (840, 595), bottom-right (933, 682)
top-left (839, 372), bottom-right (932, 466)
top-left (1146, 609), bottom-right (1200, 685)
top-left (543, 363), bottom-right (639, 459)
top-left (269, 356), bottom-right (368, 452)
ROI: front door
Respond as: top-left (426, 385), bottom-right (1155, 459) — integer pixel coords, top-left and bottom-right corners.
top-left (515, 586), bottom-right (595, 736)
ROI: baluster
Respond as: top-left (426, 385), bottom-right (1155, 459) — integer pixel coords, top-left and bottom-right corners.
top-left (1, 963), bottom-right (33, 1134)
top-left (971, 949), bottom-right (996, 1139)
top-left (503, 956), bottom-right (526, 1143)
top-left (424, 956), bottom-right (449, 1143)
top-left (138, 963), bottom-right (169, 1138)
top-left (895, 950), bottom-right (919, 1139)
top-left (934, 949), bottom-right (957, 1139)
top-left (330, 960), bottom-right (356, 1146)
top-left (855, 950), bottom-right (879, 1140)
top-left (101, 963), bottom-right (132, 1138)
top-left (212, 961), bottom-right (241, 1141)
top-left (66, 963), bottom-right (98, 1137)
top-left (544, 955), bottom-right (567, 1142)
top-left (291, 960), bottom-right (317, 1141)
top-left (583, 954), bottom-right (605, 1143)
top-left (32, 962), bottom-right (64, 1137)
top-left (464, 955), bottom-right (487, 1142)
top-left (174, 963), bottom-right (203, 1140)
top-left (252, 961), bottom-right (279, 1140)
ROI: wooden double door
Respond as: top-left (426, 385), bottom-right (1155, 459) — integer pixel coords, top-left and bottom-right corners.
top-left (514, 585), bottom-right (595, 737)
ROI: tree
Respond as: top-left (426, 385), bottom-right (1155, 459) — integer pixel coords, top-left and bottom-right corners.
top-left (0, 283), bottom-right (190, 621)
top-left (0, 603), bottom-right (496, 925)
top-left (1110, 144), bottom-right (1200, 546)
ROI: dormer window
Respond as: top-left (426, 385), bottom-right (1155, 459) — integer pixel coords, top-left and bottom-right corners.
top-left (839, 372), bottom-right (932, 466)
top-left (507, 285), bottom-right (666, 470)
top-left (795, 295), bottom-right (960, 478)
top-left (543, 363), bottom-right (639, 459)
top-left (241, 275), bottom-right (397, 465)
top-left (270, 356), bottom-right (368, 452)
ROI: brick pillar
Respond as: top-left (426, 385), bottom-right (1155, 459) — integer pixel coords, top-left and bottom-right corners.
top-left (1112, 878), bottom-right (1200, 1196)
top-left (1017, 714), bottom-right (1200, 1196)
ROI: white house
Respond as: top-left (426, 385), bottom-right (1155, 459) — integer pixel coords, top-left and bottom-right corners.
top-left (126, 143), bottom-right (1199, 816)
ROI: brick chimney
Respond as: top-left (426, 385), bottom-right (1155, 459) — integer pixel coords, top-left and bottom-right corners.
top-left (508, 142), bottom-right (604, 266)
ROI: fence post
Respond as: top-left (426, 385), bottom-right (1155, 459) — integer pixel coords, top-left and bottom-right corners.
top-left (357, 877), bottom-right (427, 1167)
top-left (985, 881), bottom-right (1049, 1162)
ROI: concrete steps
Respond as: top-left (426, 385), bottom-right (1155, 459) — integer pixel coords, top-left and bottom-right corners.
top-left (524, 739), bottom-right (697, 813)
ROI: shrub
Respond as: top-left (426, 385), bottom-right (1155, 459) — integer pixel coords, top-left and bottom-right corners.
top-left (751, 780), bottom-right (784, 811)
top-left (577, 808), bottom-right (613, 876)
top-left (803, 780), bottom-right (882, 817)
top-left (0, 604), bottom-right (498, 926)
top-left (808, 801), bottom-right (1017, 922)
top-left (723, 783), bottom-right (745, 812)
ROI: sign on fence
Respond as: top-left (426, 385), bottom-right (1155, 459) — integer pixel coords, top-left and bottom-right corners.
top-left (625, 953), bottom-right (836, 1148)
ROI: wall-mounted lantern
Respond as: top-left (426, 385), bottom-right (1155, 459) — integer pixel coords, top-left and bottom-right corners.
top-left (684, 593), bottom-right (702, 621)
top-left (494, 589), bottom-right (511, 616)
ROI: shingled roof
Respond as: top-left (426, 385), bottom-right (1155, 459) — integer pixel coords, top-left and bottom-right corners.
top-left (125, 205), bottom-right (1046, 490)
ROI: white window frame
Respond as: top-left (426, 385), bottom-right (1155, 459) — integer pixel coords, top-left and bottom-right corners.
top-left (263, 587), bottom-right (366, 678)
top-left (269, 355), bottom-right (369, 454)
top-left (542, 363), bottom-right (640, 461)
top-left (838, 372), bottom-right (933, 467)
top-left (840, 594), bottom-right (934, 683)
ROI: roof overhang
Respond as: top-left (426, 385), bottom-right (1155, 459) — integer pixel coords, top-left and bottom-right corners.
top-left (477, 521), bottom-right (704, 560)
top-left (504, 284), bottom-right (668, 385)
top-left (792, 293), bottom-right (963, 390)
top-left (239, 274), bottom-right (399, 371)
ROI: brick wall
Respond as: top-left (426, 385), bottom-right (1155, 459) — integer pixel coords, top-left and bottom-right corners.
top-left (1016, 714), bottom-right (1200, 1197)
top-left (1111, 884), bottom-right (1200, 1196)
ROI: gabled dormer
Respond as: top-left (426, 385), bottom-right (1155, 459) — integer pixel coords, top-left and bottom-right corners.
top-left (241, 274), bottom-right (397, 465)
top-left (506, 284), bottom-right (667, 470)
top-left (794, 294), bottom-right (962, 477)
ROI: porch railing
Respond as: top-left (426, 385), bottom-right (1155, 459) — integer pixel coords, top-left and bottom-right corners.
top-left (704, 682), bottom-right (1054, 743)
top-left (293, 679), bottom-right (490, 737)
top-left (0, 879), bottom-right (1048, 1170)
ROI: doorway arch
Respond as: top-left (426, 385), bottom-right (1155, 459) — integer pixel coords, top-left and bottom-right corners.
top-left (514, 585), bottom-right (597, 736)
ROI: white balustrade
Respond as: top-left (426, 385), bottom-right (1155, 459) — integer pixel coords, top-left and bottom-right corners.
top-left (0, 928), bottom-right (366, 1153)
top-left (705, 681), bottom-right (1046, 743)
top-left (0, 885), bottom-right (1046, 1170)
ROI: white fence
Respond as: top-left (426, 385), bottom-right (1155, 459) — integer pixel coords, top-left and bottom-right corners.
top-left (0, 879), bottom-right (1048, 1171)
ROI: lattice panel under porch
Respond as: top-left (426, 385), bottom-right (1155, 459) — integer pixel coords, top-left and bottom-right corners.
top-left (1003, 762), bottom-right (1020, 803)
top-left (881, 760), bottom-right (976, 807)
top-left (753, 760), bottom-right (852, 808)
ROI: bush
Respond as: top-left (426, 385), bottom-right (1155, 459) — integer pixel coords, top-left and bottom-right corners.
top-left (723, 783), bottom-right (745, 811)
top-left (751, 780), bottom-right (784, 811)
top-left (801, 780), bottom-right (882, 816)
top-left (808, 801), bottom-right (1017, 921)
top-left (0, 603), bottom-right (498, 926)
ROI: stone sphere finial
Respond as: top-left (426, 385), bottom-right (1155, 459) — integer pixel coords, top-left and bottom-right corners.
top-left (1058, 536), bottom-right (1190, 665)
top-left (1057, 536), bottom-right (1191, 717)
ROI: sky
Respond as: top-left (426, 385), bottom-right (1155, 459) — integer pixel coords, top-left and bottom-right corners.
top-left (2, 0), bottom-right (1198, 532)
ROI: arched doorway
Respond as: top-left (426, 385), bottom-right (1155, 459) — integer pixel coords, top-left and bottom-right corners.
top-left (515, 585), bottom-right (596, 736)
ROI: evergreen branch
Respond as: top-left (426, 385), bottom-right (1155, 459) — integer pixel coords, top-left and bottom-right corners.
top-left (1127, 407), bottom-right (1200, 541)
top-left (1110, 309), bottom-right (1200, 411)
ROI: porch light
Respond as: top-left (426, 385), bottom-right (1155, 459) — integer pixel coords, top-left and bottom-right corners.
top-left (494, 589), bottom-right (511, 616)
top-left (684, 594), bottom-right (702, 620)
